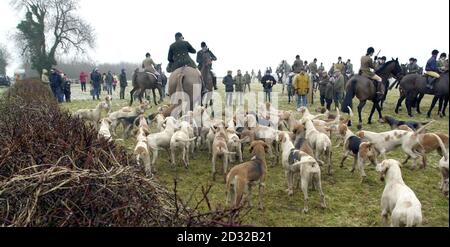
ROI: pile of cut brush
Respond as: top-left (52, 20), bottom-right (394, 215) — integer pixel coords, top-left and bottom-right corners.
top-left (0, 80), bottom-right (247, 227)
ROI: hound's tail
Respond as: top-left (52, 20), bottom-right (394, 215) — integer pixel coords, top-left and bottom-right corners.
top-left (175, 137), bottom-right (197, 143)
top-left (342, 79), bottom-right (357, 113)
top-left (431, 133), bottom-right (448, 161)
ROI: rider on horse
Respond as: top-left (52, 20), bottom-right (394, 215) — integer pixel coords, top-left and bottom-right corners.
top-left (360, 47), bottom-right (383, 100)
top-left (167, 32), bottom-right (197, 73)
top-left (425, 49), bottom-right (440, 89)
top-left (196, 42), bottom-right (218, 90)
top-left (142, 53), bottom-right (161, 82)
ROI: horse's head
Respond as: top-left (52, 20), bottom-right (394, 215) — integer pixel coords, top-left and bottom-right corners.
top-left (390, 58), bottom-right (404, 80)
top-left (377, 58), bottom-right (403, 80)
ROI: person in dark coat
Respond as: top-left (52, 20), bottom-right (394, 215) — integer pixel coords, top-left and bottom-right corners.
top-left (105, 71), bottom-right (114, 95)
top-left (91, 68), bottom-right (102, 100)
top-left (49, 69), bottom-right (64, 103)
top-left (167, 32), bottom-right (197, 73)
top-left (261, 70), bottom-right (276, 103)
top-left (223, 70), bottom-right (234, 106)
top-left (318, 72), bottom-right (330, 107)
top-left (119, 69), bottom-right (127, 100)
top-left (62, 74), bottom-right (71, 103)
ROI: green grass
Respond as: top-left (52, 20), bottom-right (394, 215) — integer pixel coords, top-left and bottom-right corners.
top-left (62, 82), bottom-right (449, 227)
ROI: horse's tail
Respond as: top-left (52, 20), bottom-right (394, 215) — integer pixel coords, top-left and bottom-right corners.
top-left (176, 70), bottom-right (185, 92)
top-left (341, 78), bottom-right (357, 113)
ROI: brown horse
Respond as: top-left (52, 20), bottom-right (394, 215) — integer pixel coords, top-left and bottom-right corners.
top-left (168, 66), bottom-right (204, 111)
top-left (341, 59), bottom-right (403, 130)
top-left (129, 69), bottom-right (163, 106)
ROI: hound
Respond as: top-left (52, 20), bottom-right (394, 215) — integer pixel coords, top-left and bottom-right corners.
top-left (134, 127), bottom-right (152, 176)
top-left (226, 141), bottom-right (269, 210)
top-left (300, 116), bottom-right (333, 175)
top-left (357, 121), bottom-right (444, 169)
top-left (170, 121), bottom-right (197, 168)
top-left (147, 117), bottom-right (178, 167)
top-left (98, 118), bottom-right (113, 141)
top-left (211, 126), bottom-right (236, 182)
top-left (382, 116), bottom-right (428, 131)
top-left (73, 101), bottom-right (110, 129)
top-left (279, 131), bottom-right (327, 213)
top-left (377, 159), bottom-right (422, 227)
top-left (439, 148), bottom-right (449, 198)
top-left (338, 122), bottom-right (378, 182)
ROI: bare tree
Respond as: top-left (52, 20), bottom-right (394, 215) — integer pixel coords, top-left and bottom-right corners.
top-left (0, 44), bottom-right (11, 75)
top-left (12, 0), bottom-right (95, 76)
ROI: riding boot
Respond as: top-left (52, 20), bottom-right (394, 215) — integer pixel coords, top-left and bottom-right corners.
top-left (376, 81), bottom-right (384, 101)
top-left (201, 79), bottom-right (208, 97)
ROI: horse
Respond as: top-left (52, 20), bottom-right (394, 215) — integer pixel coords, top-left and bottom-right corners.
top-left (168, 66), bottom-right (211, 111)
top-left (395, 71), bottom-right (449, 118)
top-left (341, 59), bottom-right (403, 130)
top-left (129, 69), bottom-right (163, 106)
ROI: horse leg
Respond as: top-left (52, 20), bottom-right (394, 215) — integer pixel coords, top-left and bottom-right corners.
top-left (158, 86), bottom-right (163, 104)
top-left (427, 96), bottom-right (439, 118)
top-left (129, 88), bottom-right (136, 106)
top-left (138, 89), bottom-right (145, 104)
top-left (442, 96), bottom-right (449, 117)
top-left (367, 102), bottom-right (377, 125)
top-left (152, 89), bottom-right (157, 106)
top-left (416, 93), bottom-right (424, 114)
top-left (375, 101), bottom-right (383, 122)
top-left (357, 100), bottom-right (367, 130)
top-left (405, 93), bottom-right (416, 117)
top-left (395, 95), bottom-right (405, 114)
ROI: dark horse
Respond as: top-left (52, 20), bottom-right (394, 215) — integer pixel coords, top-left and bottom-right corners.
top-left (395, 71), bottom-right (449, 118)
top-left (129, 69), bottom-right (164, 106)
top-left (342, 59), bottom-right (403, 130)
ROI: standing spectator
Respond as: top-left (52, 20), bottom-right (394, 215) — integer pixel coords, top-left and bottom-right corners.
top-left (293, 69), bottom-right (310, 110)
top-left (332, 70), bottom-right (345, 110)
top-left (105, 71), bottom-right (114, 95)
top-left (223, 71), bottom-right (234, 106)
top-left (119, 69), bottom-right (127, 100)
top-left (234, 70), bottom-right (245, 105)
top-left (63, 74), bottom-right (71, 103)
top-left (261, 70), bottom-right (276, 103)
top-left (49, 69), bottom-right (64, 103)
top-left (287, 72), bottom-right (295, 104)
top-left (112, 73), bottom-right (118, 91)
top-left (318, 72), bottom-right (330, 107)
top-left (244, 71), bottom-right (251, 93)
top-left (79, 71), bottom-right (88, 92)
top-left (91, 68), bottom-right (102, 100)
top-left (324, 74), bottom-right (334, 111)
top-left (102, 73), bottom-right (107, 92)
top-left (257, 70), bottom-right (262, 83)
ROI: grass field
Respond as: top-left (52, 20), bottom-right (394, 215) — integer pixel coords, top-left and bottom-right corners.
top-left (62, 81), bottom-right (449, 227)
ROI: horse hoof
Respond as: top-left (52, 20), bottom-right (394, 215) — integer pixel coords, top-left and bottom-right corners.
top-left (357, 124), bottom-right (362, 130)
top-left (367, 121), bottom-right (372, 125)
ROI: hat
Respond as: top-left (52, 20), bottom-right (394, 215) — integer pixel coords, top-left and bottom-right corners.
top-left (175, 32), bottom-right (183, 39)
top-left (367, 47), bottom-right (375, 54)
top-left (381, 56), bottom-right (387, 60)
top-left (146, 52), bottom-right (151, 57)
top-left (201, 42), bottom-right (207, 48)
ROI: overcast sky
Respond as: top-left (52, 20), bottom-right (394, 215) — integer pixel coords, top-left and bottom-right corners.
top-left (0, 0), bottom-right (449, 76)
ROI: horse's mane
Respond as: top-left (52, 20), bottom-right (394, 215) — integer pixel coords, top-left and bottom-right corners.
top-left (375, 60), bottom-right (396, 74)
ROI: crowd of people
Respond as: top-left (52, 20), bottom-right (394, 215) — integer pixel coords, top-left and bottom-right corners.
top-left (39, 31), bottom-right (449, 110)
